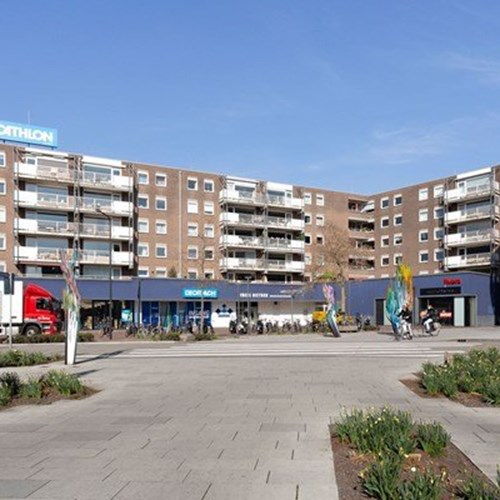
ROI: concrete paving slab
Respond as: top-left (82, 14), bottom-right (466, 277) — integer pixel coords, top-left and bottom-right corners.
top-left (0, 479), bottom-right (48, 499)
top-left (28, 478), bottom-right (128, 499)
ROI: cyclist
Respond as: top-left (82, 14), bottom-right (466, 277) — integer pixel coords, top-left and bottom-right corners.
top-left (423, 304), bottom-right (437, 334)
top-left (397, 305), bottom-right (413, 340)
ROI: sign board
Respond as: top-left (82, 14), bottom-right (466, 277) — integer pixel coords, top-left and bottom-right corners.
top-left (0, 120), bottom-right (58, 148)
top-left (420, 286), bottom-right (461, 296)
top-left (182, 288), bottom-right (219, 299)
top-left (443, 278), bottom-right (461, 286)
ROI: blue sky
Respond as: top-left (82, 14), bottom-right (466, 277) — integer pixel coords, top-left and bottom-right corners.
top-left (1, 0), bottom-right (500, 193)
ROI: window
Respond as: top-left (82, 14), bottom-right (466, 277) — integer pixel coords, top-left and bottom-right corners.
top-left (156, 244), bottom-right (167, 258)
top-left (138, 195), bottom-right (149, 209)
top-left (187, 199), bottom-right (198, 214)
top-left (433, 185), bottom-right (444, 198)
top-left (204, 179), bottom-right (214, 192)
top-left (304, 234), bottom-right (311, 245)
top-left (434, 228), bottom-right (444, 240)
top-left (187, 246), bottom-right (198, 259)
top-left (187, 269), bottom-right (198, 279)
top-left (419, 250), bottom-right (429, 263)
top-left (394, 214), bottom-right (403, 226)
top-left (138, 218), bottom-right (149, 233)
top-left (381, 236), bottom-right (390, 247)
top-left (155, 173), bottom-right (167, 187)
top-left (381, 217), bottom-right (389, 228)
top-left (394, 254), bottom-right (403, 265)
top-left (0, 206), bottom-right (5, 223)
top-left (204, 270), bottom-right (214, 279)
top-left (155, 220), bottom-right (167, 234)
top-left (419, 270), bottom-right (429, 276)
top-left (138, 171), bottom-right (149, 185)
top-left (419, 208), bottom-right (428, 222)
top-left (0, 233), bottom-right (5, 250)
top-left (0, 153), bottom-right (5, 168)
top-left (434, 249), bottom-right (444, 262)
top-left (381, 255), bottom-right (390, 267)
top-left (316, 235), bottom-right (324, 245)
top-left (434, 207), bottom-right (444, 219)
top-left (155, 196), bottom-right (167, 211)
top-left (204, 224), bottom-right (214, 238)
top-left (138, 267), bottom-right (149, 277)
top-left (187, 223), bottom-right (198, 237)
top-left (204, 247), bottom-right (214, 260)
top-left (187, 177), bottom-right (198, 191)
top-left (316, 214), bottom-right (324, 226)
top-left (304, 192), bottom-right (312, 205)
top-left (0, 261), bottom-right (6, 272)
top-left (204, 201), bottom-right (214, 215)
top-left (380, 197), bottom-right (389, 209)
top-left (155, 267), bottom-right (167, 278)
top-left (393, 234), bottom-right (403, 246)
top-left (393, 194), bottom-right (402, 206)
top-left (305, 253), bottom-right (312, 265)
top-left (138, 243), bottom-right (149, 257)
top-left (418, 188), bottom-right (428, 201)
top-left (0, 179), bottom-right (6, 195)
top-left (304, 214), bottom-right (311, 224)
top-left (419, 230), bottom-right (429, 243)
top-left (316, 194), bottom-right (324, 206)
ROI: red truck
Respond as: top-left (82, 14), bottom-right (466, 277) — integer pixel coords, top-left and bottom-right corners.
top-left (0, 279), bottom-right (62, 337)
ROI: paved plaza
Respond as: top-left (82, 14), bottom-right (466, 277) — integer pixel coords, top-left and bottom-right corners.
top-left (0, 330), bottom-right (498, 499)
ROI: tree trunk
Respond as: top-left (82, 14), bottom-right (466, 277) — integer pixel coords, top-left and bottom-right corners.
top-left (339, 281), bottom-right (346, 312)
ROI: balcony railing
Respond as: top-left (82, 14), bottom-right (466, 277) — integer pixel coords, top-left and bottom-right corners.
top-left (80, 223), bottom-right (133, 240)
top-left (445, 253), bottom-right (491, 268)
top-left (219, 235), bottom-right (264, 248)
top-left (15, 162), bottom-right (74, 183)
top-left (80, 171), bottom-right (133, 191)
top-left (15, 246), bottom-right (70, 262)
top-left (444, 205), bottom-right (498, 224)
top-left (266, 237), bottom-right (305, 252)
top-left (266, 216), bottom-right (304, 230)
top-left (80, 198), bottom-right (133, 216)
top-left (15, 219), bottom-right (76, 236)
top-left (220, 257), bottom-right (265, 270)
top-left (266, 260), bottom-right (305, 272)
top-left (444, 180), bottom-right (499, 203)
top-left (80, 250), bottom-right (133, 266)
top-left (220, 212), bottom-right (304, 230)
top-left (15, 190), bottom-right (74, 210)
top-left (444, 229), bottom-right (499, 247)
top-left (265, 194), bottom-right (304, 209)
top-left (219, 189), bottom-right (264, 205)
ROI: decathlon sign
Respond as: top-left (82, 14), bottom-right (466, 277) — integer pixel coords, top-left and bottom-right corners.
top-left (0, 120), bottom-right (58, 148)
top-left (182, 288), bottom-right (219, 299)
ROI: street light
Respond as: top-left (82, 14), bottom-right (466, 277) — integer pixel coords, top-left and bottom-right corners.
top-left (244, 276), bottom-right (251, 322)
top-left (96, 206), bottom-right (113, 339)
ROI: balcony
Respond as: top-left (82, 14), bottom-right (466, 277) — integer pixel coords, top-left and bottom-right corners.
top-left (80, 250), bottom-right (134, 266)
top-left (219, 189), bottom-right (265, 206)
top-left (445, 253), bottom-right (491, 268)
top-left (219, 235), bottom-right (264, 249)
top-left (15, 218), bottom-right (76, 237)
top-left (265, 194), bottom-right (304, 209)
top-left (444, 205), bottom-right (498, 224)
top-left (266, 216), bottom-right (304, 230)
top-left (348, 228), bottom-right (375, 240)
top-left (444, 180), bottom-right (499, 203)
top-left (80, 197), bottom-right (133, 216)
top-left (15, 162), bottom-right (74, 184)
top-left (219, 212), bottom-right (267, 227)
top-left (15, 246), bottom-right (70, 263)
top-left (220, 257), bottom-right (265, 270)
top-left (266, 237), bottom-right (305, 253)
top-left (444, 229), bottom-right (500, 247)
top-left (347, 212), bottom-right (375, 223)
top-left (80, 171), bottom-right (133, 191)
top-left (266, 260), bottom-right (305, 272)
top-left (15, 190), bottom-right (74, 211)
top-left (80, 223), bottom-right (133, 240)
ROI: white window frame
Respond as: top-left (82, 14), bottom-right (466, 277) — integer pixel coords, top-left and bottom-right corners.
top-left (155, 219), bottom-right (167, 235)
top-left (316, 194), bottom-right (324, 206)
top-left (204, 247), bottom-right (214, 260)
top-left (380, 197), bottom-right (389, 209)
top-left (316, 214), bottom-right (324, 226)
top-left (187, 199), bottom-right (198, 214)
top-left (0, 179), bottom-right (6, 195)
top-left (418, 188), bottom-right (428, 201)
top-left (155, 196), bottom-right (167, 211)
top-left (187, 245), bottom-right (198, 260)
top-left (304, 234), bottom-right (311, 245)
top-left (203, 179), bottom-right (214, 192)
top-left (204, 224), bottom-right (214, 238)
top-left (138, 218), bottom-right (149, 233)
top-left (305, 253), bottom-right (312, 265)
top-left (419, 229), bottom-right (429, 243)
top-left (393, 194), bottom-right (402, 206)
top-left (393, 254), bottom-right (403, 266)
top-left (433, 185), bottom-right (444, 198)
top-left (304, 213), bottom-right (312, 225)
top-left (393, 214), bottom-right (403, 226)
top-left (0, 206), bottom-right (6, 223)
top-left (380, 216), bottom-right (389, 228)
top-left (204, 269), bottom-right (215, 280)
top-left (316, 235), bottom-right (324, 245)
top-left (0, 152), bottom-right (5, 168)
top-left (419, 250), bottom-right (429, 263)
top-left (434, 249), bottom-right (444, 262)
top-left (381, 236), bottom-right (390, 248)
top-left (155, 244), bottom-right (167, 258)
top-left (138, 267), bottom-right (149, 277)
top-left (138, 243), bottom-right (149, 257)
top-left (393, 234), bottom-right (403, 246)
top-left (138, 194), bottom-right (149, 209)
top-left (419, 208), bottom-right (428, 222)
top-left (381, 255), bottom-right (390, 267)
top-left (187, 177), bottom-right (198, 191)
top-left (204, 201), bottom-right (215, 215)
top-left (187, 222), bottom-right (198, 237)
top-left (304, 192), bottom-right (312, 205)
top-left (137, 171), bottom-right (149, 185)
top-left (434, 227), bottom-right (444, 240)
top-left (155, 267), bottom-right (167, 278)
top-left (187, 268), bottom-right (198, 279)
top-left (0, 261), bottom-right (6, 272)
top-left (434, 207), bottom-right (444, 219)
top-left (155, 173), bottom-right (167, 187)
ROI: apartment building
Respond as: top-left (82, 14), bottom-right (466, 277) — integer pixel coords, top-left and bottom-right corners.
top-left (0, 141), bottom-right (498, 283)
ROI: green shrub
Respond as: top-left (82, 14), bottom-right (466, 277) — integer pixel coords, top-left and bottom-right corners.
top-left (458, 474), bottom-right (500, 500)
top-left (336, 407), bottom-right (414, 457)
top-left (19, 378), bottom-right (42, 399)
top-left (152, 332), bottom-right (181, 341)
top-left (42, 370), bottom-right (83, 397)
top-left (0, 350), bottom-right (60, 367)
top-left (0, 372), bottom-right (21, 397)
top-left (194, 332), bottom-right (215, 341)
top-left (0, 385), bottom-right (11, 406)
top-left (77, 332), bottom-right (95, 342)
top-left (480, 378), bottom-right (500, 406)
top-left (398, 469), bottom-right (443, 499)
top-left (415, 422), bottom-right (450, 457)
top-left (362, 453), bottom-right (402, 500)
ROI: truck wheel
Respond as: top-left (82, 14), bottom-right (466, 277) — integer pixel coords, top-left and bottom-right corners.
top-left (24, 325), bottom-right (41, 337)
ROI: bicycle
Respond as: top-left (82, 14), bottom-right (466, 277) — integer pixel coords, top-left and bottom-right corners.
top-left (419, 319), bottom-right (441, 337)
top-left (393, 318), bottom-right (413, 341)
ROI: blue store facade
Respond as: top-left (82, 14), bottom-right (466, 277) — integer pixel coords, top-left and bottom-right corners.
top-left (23, 271), bottom-right (500, 329)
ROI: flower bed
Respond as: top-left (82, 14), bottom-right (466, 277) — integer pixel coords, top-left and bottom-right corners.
top-left (0, 349), bottom-right (62, 367)
top-left (330, 406), bottom-right (499, 499)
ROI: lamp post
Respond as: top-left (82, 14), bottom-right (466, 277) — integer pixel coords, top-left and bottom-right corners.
top-left (245, 276), bottom-right (251, 323)
top-left (96, 207), bottom-right (113, 340)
